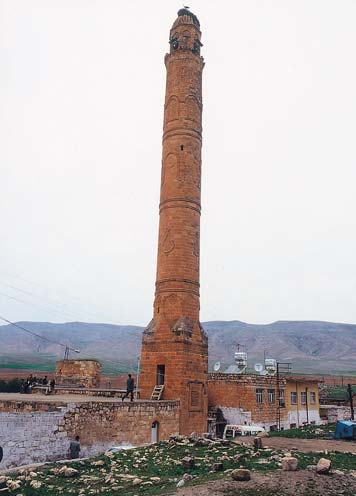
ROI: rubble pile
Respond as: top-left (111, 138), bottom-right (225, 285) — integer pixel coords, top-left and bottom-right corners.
top-left (1, 434), bottom-right (356, 495)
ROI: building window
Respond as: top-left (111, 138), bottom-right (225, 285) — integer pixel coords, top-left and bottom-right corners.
top-left (268, 389), bottom-right (275, 403)
top-left (256, 388), bottom-right (263, 404)
top-left (279, 389), bottom-right (285, 407)
top-left (290, 423), bottom-right (297, 429)
top-left (290, 391), bottom-right (297, 404)
top-left (310, 391), bottom-right (316, 404)
top-left (301, 392), bottom-right (307, 405)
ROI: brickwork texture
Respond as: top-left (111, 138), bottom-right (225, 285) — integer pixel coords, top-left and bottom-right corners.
top-left (55, 359), bottom-right (101, 388)
top-left (140, 9), bottom-right (208, 435)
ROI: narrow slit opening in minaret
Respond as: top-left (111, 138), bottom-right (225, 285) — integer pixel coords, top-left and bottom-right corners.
top-left (157, 365), bottom-right (165, 386)
top-left (180, 145), bottom-right (184, 151)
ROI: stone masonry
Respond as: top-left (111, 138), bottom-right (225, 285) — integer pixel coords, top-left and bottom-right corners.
top-left (0, 398), bottom-right (179, 470)
top-left (55, 359), bottom-right (101, 388)
top-left (140, 8), bottom-right (208, 436)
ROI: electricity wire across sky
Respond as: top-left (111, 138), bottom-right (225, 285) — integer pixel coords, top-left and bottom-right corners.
top-left (0, 272), bottom-right (140, 370)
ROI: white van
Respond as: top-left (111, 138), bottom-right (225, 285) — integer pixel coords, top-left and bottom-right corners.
top-left (223, 424), bottom-right (265, 439)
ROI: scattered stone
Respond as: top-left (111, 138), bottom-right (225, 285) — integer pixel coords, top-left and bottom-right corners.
top-left (333, 469), bottom-right (344, 475)
top-left (91, 460), bottom-right (105, 466)
top-left (7, 480), bottom-right (21, 491)
top-left (182, 456), bottom-right (195, 469)
top-left (316, 458), bottom-right (331, 474)
top-left (281, 457), bottom-right (298, 471)
top-left (176, 479), bottom-right (185, 488)
top-left (58, 467), bottom-right (79, 478)
top-left (183, 473), bottom-right (193, 481)
top-left (212, 462), bottom-right (224, 472)
top-left (231, 469), bottom-right (251, 481)
top-left (30, 480), bottom-right (42, 489)
top-left (132, 478), bottom-right (142, 486)
top-left (233, 454), bottom-right (245, 464)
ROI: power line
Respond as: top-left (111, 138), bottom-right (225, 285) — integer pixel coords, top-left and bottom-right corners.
top-left (0, 314), bottom-right (141, 371)
top-left (0, 315), bottom-right (78, 353)
top-left (0, 270), bottom-right (122, 324)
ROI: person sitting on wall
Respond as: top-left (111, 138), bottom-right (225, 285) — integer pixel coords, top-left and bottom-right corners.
top-left (122, 374), bottom-right (135, 402)
top-left (69, 436), bottom-right (81, 459)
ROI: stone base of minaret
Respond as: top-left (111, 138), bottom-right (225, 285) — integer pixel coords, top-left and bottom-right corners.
top-left (140, 320), bottom-right (208, 435)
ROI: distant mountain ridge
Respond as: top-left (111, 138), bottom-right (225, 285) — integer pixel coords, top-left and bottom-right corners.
top-left (1, 320), bottom-right (356, 374)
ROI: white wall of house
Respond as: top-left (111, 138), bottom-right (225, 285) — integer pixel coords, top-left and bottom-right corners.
top-left (287, 408), bottom-right (321, 427)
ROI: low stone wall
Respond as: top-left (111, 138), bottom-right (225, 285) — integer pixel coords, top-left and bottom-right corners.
top-left (0, 399), bottom-right (179, 470)
top-left (320, 405), bottom-right (352, 423)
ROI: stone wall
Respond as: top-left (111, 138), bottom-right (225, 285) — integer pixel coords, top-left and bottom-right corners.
top-left (55, 360), bottom-right (101, 388)
top-left (0, 399), bottom-right (179, 470)
top-left (320, 405), bottom-right (352, 423)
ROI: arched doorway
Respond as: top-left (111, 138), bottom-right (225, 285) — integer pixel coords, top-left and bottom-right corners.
top-left (151, 421), bottom-right (159, 443)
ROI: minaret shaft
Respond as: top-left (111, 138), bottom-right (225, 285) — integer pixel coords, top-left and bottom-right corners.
top-left (140, 10), bottom-right (208, 436)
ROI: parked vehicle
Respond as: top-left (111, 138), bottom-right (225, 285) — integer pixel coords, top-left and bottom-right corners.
top-left (223, 424), bottom-right (265, 439)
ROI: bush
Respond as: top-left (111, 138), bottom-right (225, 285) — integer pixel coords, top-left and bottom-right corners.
top-left (0, 378), bottom-right (23, 393)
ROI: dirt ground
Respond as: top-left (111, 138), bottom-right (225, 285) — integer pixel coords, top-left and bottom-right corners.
top-left (177, 470), bottom-right (356, 496)
top-left (232, 436), bottom-right (356, 454)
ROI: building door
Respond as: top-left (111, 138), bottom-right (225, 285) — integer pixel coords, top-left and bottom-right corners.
top-left (151, 421), bottom-right (159, 443)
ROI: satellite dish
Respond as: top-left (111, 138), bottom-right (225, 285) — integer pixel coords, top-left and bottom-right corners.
top-left (254, 363), bottom-right (264, 373)
top-left (213, 361), bottom-right (221, 372)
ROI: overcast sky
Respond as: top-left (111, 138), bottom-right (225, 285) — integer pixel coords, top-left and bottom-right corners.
top-left (1, 0), bottom-right (356, 326)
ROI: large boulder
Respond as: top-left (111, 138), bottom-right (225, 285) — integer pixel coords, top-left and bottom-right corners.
top-left (316, 458), bottom-right (331, 474)
top-left (281, 457), bottom-right (298, 471)
top-left (231, 469), bottom-right (251, 481)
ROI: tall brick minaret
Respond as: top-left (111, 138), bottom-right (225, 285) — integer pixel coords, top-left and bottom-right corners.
top-left (140, 8), bottom-right (208, 435)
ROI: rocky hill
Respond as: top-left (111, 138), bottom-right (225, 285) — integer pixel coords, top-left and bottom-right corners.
top-left (0, 320), bottom-right (356, 374)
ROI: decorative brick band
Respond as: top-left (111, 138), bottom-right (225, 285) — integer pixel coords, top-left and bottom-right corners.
top-left (160, 198), bottom-right (201, 208)
top-left (156, 277), bottom-right (200, 287)
top-left (163, 128), bottom-right (202, 141)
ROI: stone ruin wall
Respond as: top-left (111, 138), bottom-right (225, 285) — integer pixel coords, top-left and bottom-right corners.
top-left (0, 400), bottom-right (179, 470)
top-left (55, 359), bottom-right (101, 388)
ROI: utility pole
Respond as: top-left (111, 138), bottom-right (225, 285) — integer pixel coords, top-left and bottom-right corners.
top-left (347, 384), bottom-right (354, 420)
top-left (305, 386), bottom-right (309, 424)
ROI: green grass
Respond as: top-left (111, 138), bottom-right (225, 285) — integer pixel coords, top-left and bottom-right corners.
top-left (269, 423), bottom-right (336, 439)
top-left (7, 439), bottom-right (356, 496)
top-left (8, 441), bottom-right (280, 496)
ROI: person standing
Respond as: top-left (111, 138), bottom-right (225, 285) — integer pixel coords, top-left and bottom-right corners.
top-left (69, 436), bottom-right (81, 459)
top-left (122, 374), bottom-right (134, 402)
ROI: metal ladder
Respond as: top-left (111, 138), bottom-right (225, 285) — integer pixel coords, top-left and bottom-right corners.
top-left (151, 385), bottom-right (164, 400)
